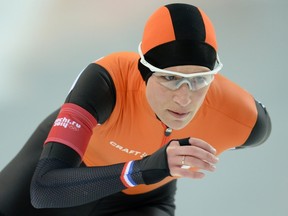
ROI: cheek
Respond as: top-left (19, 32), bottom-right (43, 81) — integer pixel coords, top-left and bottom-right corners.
top-left (194, 86), bottom-right (210, 104)
top-left (185, 87), bottom-right (210, 111)
top-left (146, 79), bottom-right (170, 109)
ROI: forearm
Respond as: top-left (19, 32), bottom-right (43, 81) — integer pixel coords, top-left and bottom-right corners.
top-left (31, 157), bottom-right (143, 208)
top-left (30, 142), bottom-right (170, 208)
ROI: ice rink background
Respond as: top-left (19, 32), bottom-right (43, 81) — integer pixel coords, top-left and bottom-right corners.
top-left (0, 0), bottom-right (287, 215)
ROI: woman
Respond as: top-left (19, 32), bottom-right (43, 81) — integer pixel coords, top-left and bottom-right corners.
top-left (0, 3), bottom-right (271, 216)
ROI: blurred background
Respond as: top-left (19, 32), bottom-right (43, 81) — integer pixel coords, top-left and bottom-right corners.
top-left (0, 0), bottom-right (287, 215)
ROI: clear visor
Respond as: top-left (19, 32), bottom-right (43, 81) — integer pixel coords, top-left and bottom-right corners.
top-left (138, 42), bottom-right (223, 91)
top-left (152, 73), bottom-right (215, 91)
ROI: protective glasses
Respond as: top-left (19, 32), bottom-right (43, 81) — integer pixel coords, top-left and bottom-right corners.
top-left (138, 42), bottom-right (223, 91)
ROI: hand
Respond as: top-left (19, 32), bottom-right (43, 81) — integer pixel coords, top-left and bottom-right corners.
top-left (166, 137), bottom-right (219, 179)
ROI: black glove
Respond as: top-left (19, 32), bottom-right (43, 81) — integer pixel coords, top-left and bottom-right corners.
top-left (135, 138), bottom-right (190, 185)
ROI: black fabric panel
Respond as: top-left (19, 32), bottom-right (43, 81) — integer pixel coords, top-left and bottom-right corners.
top-left (0, 109), bottom-right (60, 215)
top-left (166, 4), bottom-right (205, 41)
top-left (31, 154), bottom-right (127, 208)
top-left (144, 40), bottom-right (216, 70)
top-left (138, 143), bottom-right (171, 185)
top-left (40, 142), bottom-right (82, 167)
top-left (31, 143), bottom-right (145, 208)
top-left (31, 180), bottom-right (176, 216)
top-left (138, 40), bottom-right (216, 81)
top-left (65, 63), bottom-right (116, 124)
top-left (138, 58), bottom-right (153, 82)
top-left (238, 100), bottom-right (272, 148)
top-left (89, 180), bottom-right (176, 216)
top-left (178, 138), bottom-right (190, 146)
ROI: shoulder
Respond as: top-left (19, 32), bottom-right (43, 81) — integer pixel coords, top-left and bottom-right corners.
top-left (206, 74), bottom-right (271, 148)
top-left (95, 51), bottom-right (139, 72)
top-left (95, 51), bottom-right (143, 90)
top-left (206, 74), bottom-right (257, 128)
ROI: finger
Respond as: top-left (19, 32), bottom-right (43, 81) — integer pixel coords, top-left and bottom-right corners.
top-left (184, 156), bottom-right (216, 172)
top-left (167, 152), bottom-right (216, 172)
top-left (170, 137), bottom-right (216, 155)
top-left (167, 140), bottom-right (219, 165)
top-left (188, 137), bottom-right (217, 155)
top-left (171, 167), bottom-right (205, 179)
top-left (177, 146), bottom-right (219, 164)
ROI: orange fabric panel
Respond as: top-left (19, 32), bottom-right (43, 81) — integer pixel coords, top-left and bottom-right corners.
top-left (141, 7), bottom-right (175, 54)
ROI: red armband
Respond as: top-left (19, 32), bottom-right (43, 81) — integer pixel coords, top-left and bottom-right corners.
top-left (45, 103), bottom-right (97, 157)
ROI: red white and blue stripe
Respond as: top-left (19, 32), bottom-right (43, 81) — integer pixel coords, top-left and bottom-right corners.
top-left (120, 161), bottom-right (137, 188)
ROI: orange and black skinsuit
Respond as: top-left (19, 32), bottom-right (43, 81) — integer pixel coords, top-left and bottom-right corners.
top-left (0, 51), bottom-right (270, 216)
top-left (0, 4), bottom-right (271, 216)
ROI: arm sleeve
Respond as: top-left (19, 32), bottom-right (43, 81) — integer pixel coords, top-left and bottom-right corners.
top-left (31, 142), bottom-right (171, 208)
top-left (237, 99), bottom-right (272, 149)
top-left (30, 143), bottom-right (145, 208)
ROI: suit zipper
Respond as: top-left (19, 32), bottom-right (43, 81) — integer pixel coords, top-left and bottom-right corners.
top-left (161, 123), bottom-right (172, 146)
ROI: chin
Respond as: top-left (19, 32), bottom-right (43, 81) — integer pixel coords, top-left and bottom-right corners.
top-left (166, 114), bottom-right (195, 130)
top-left (170, 122), bottom-right (189, 130)
top-left (164, 119), bottom-right (190, 130)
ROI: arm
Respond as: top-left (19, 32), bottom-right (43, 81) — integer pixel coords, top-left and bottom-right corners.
top-left (31, 62), bottom-right (132, 208)
top-left (236, 99), bottom-right (272, 149)
top-left (31, 142), bottom-right (144, 208)
top-left (31, 139), bottom-right (218, 208)
top-left (30, 63), bottom-right (169, 208)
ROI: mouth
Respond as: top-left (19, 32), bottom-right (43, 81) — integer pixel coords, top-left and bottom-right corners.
top-left (168, 110), bottom-right (190, 119)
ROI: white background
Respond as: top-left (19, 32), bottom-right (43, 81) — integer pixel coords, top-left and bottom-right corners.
top-left (0, 0), bottom-right (287, 215)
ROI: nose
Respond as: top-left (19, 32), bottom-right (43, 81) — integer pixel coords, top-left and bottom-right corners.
top-left (173, 84), bottom-right (192, 107)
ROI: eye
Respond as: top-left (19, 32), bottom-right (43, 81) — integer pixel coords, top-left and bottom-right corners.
top-left (194, 76), bottom-right (206, 82)
top-left (163, 75), bottom-right (177, 81)
top-left (155, 74), bottom-right (178, 81)
top-left (191, 76), bottom-right (209, 84)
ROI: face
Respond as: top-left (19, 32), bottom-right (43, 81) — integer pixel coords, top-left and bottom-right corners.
top-left (146, 65), bottom-right (211, 130)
